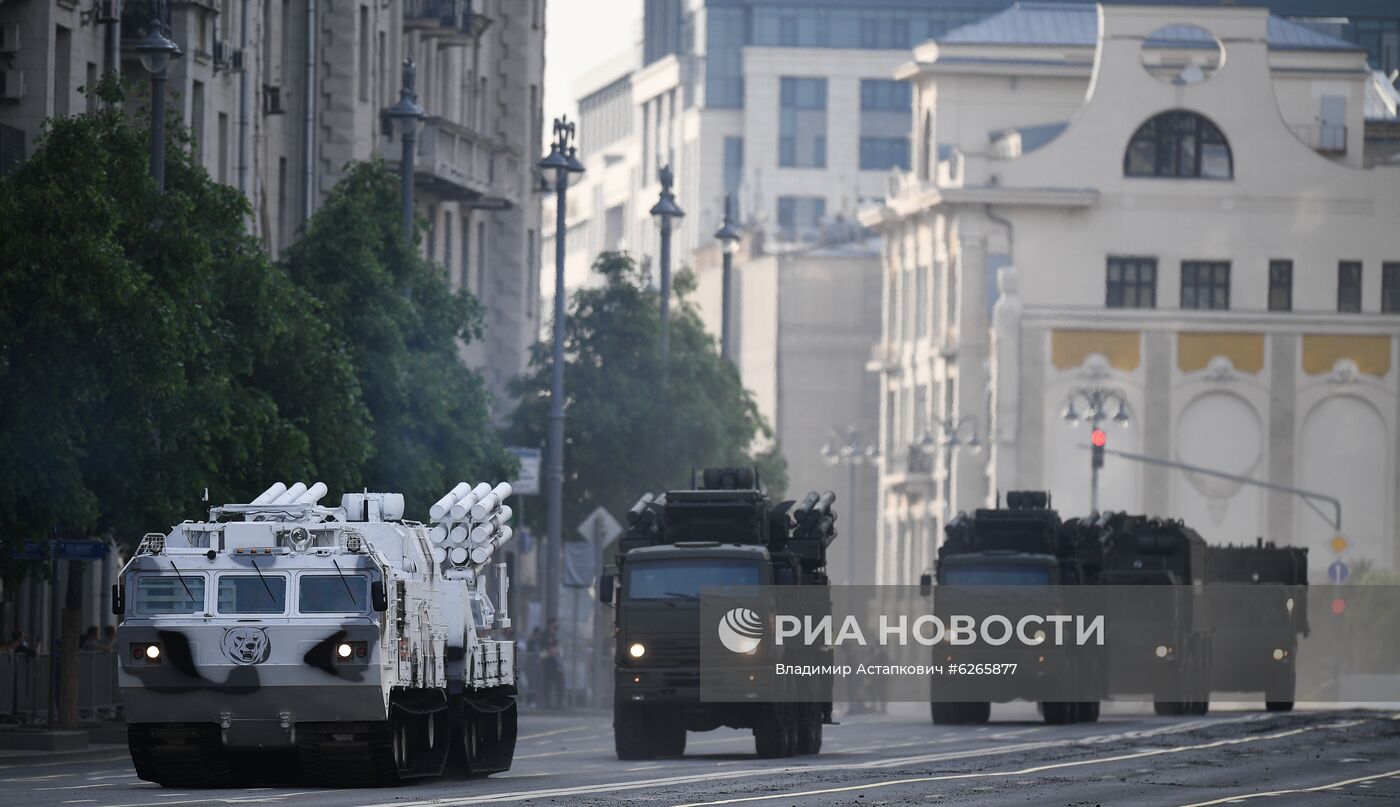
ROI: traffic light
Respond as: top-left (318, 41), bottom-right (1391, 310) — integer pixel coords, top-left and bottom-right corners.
top-left (1091, 428), bottom-right (1107, 469)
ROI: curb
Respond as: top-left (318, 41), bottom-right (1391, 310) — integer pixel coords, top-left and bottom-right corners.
top-left (0, 745), bottom-right (129, 768)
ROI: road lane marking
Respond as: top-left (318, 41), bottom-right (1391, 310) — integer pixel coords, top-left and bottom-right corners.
top-left (1175, 766), bottom-right (1400, 806)
top-left (4, 773), bottom-right (72, 782)
top-left (37, 783), bottom-right (118, 791)
top-left (667, 720), bottom-right (1369, 807)
top-left (517, 725), bottom-right (596, 741)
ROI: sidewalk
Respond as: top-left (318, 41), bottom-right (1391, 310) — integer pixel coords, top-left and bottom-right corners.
top-left (0, 723), bottom-right (129, 767)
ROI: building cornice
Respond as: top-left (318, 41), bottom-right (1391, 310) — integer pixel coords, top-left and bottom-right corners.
top-left (860, 185), bottom-right (1099, 229)
top-left (1023, 306), bottom-right (1400, 335)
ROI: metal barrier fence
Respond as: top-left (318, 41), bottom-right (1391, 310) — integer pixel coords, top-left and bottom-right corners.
top-left (0, 651), bottom-right (122, 725)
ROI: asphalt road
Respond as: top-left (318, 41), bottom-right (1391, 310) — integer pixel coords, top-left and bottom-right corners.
top-left (4, 703), bottom-right (1399, 806)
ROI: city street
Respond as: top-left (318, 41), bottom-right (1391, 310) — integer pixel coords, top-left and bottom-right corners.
top-left (4, 704), bottom-right (1398, 806)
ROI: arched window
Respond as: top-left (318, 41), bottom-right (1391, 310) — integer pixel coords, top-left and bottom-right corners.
top-left (1124, 110), bottom-right (1232, 179)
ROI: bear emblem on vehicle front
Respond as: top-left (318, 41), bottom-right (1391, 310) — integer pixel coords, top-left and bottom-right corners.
top-left (221, 627), bottom-right (271, 665)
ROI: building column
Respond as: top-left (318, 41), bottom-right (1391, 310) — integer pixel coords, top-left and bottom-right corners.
top-left (1267, 333), bottom-right (1297, 546)
top-left (1142, 330), bottom-right (1173, 515)
top-left (989, 266), bottom-right (1023, 499)
top-left (950, 213), bottom-right (989, 517)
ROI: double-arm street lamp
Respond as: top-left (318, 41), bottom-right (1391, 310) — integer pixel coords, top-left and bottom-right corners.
top-left (822, 426), bottom-right (877, 585)
top-left (650, 165), bottom-right (684, 365)
top-left (1061, 386), bottom-right (1130, 512)
top-left (133, 0), bottom-right (182, 191)
top-left (538, 117), bottom-right (585, 623)
top-left (713, 194), bottom-right (741, 362)
top-left (387, 59), bottom-right (427, 243)
top-left (917, 416), bottom-right (982, 523)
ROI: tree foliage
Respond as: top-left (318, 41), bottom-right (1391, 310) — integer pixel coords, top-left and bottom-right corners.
top-left (0, 79), bottom-right (509, 569)
top-left (0, 77), bottom-right (368, 564)
top-left (279, 160), bottom-right (513, 515)
top-left (507, 251), bottom-right (787, 537)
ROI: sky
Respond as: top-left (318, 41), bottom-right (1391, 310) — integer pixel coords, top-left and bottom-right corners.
top-left (543, 0), bottom-right (642, 127)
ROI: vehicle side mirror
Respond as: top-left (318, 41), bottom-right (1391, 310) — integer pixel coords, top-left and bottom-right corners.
top-left (598, 573), bottom-right (614, 605)
top-left (918, 573), bottom-right (932, 598)
top-left (371, 580), bottom-right (388, 612)
top-left (111, 583), bottom-right (125, 616)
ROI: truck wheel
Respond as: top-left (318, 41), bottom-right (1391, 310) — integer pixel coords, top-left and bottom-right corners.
top-left (1153, 700), bottom-right (1186, 716)
top-left (795, 703), bottom-right (823, 755)
top-left (1042, 701), bottom-right (1076, 725)
top-left (655, 721), bottom-right (687, 758)
top-left (467, 697), bottom-right (517, 775)
top-left (1265, 700), bottom-right (1294, 712)
top-left (754, 703), bottom-right (792, 758)
top-left (1075, 701), bottom-right (1100, 723)
top-left (128, 723), bottom-right (232, 788)
top-left (930, 701), bottom-right (957, 725)
top-left (614, 703), bottom-right (654, 761)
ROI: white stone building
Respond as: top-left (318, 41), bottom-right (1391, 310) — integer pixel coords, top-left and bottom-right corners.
top-left (0, 0), bottom-right (545, 409)
top-left (862, 2), bottom-right (1400, 584)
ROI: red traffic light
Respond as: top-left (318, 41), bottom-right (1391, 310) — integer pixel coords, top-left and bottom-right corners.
top-left (1331, 597), bottom-right (1346, 616)
top-left (1091, 429), bottom-right (1107, 448)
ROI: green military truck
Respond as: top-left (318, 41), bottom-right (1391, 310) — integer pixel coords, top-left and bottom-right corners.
top-left (599, 468), bottom-right (836, 760)
top-left (920, 491), bottom-right (1107, 725)
top-left (1206, 539), bottom-right (1309, 711)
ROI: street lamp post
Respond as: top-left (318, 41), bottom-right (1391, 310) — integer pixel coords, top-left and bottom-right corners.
top-left (650, 165), bottom-right (684, 365)
top-left (822, 426), bottom-right (877, 585)
top-left (1061, 386), bottom-right (1130, 512)
top-left (917, 417), bottom-right (982, 524)
top-left (713, 194), bottom-right (741, 363)
top-left (538, 117), bottom-right (585, 624)
top-left (133, 0), bottom-right (182, 191)
top-left (387, 59), bottom-right (427, 243)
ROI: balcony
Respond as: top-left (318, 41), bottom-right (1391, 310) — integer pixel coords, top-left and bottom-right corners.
top-left (383, 116), bottom-right (518, 209)
top-left (1291, 123), bottom-right (1347, 155)
top-left (404, 0), bottom-right (475, 39)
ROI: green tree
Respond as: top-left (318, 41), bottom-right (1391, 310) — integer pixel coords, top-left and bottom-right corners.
top-left (279, 160), bottom-right (513, 515)
top-left (0, 76), bottom-right (370, 560)
top-left (507, 251), bottom-right (787, 538)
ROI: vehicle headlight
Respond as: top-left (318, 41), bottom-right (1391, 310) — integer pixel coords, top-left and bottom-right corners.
top-left (1155, 645), bottom-right (1170, 659)
top-left (337, 642), bottom-right (354, 659)
top-left (628, 642), bottom-right (646, 659)
top-left (1034, 630), bottom-right (1046, 643)
top-left (1272, 648), bottom-right (1286, 661)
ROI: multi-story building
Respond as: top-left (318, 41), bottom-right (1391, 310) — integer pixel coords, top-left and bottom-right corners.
top-left (690, 227), bottom-right (883, 583)
top-left (0, 0), bottom-right (544, 409)
top-left (862, 2), bottom-right (1400, 585)
top-left (0, 0), bottom-right (545, 650)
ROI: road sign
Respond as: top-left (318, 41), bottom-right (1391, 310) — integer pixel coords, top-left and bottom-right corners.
top-left (1327, 560), bottom-right (1349, 584)
top-left (15, 540), bottom-right (109, 561)
top-left (1329, 535), bottom-right (1348, 554)
top-left (562, 541), bottom-right (597, 587)
top-left (507, 447), bottom-right (542, 496)
top-left (577, 506), bottom-right (623, 546)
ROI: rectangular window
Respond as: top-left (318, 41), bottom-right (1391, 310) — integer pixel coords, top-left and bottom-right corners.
top-left (217, 112), bottom-right (229, 184)
top-left (1106, 256), bottom-right (1157, 309)
top-left (1268, 260), bottom-right (1292, 312)
top-left (191, 81), bottom-right (205, 160)
top-left (85, 63), bottom-right (97, 113)
top-left (1338, 261), bottom-right (1362, 312)
top-left (134, 575), bottom-right (206, 615)
top-left (859, 79), bottom-right (910, 170)
top-left (776, 196), bottom-right (825, 237)
top-left (526, 228), bottom-right (536, 317)
top-left (378, 31), bottom-right (387, 104)
top-left (276, 157), bottom-right (287, 253)
top-left (477, 221), bottom-right (487, 296)
top-left (358, 5), bottom-right (369, 101)
top-left (443, 209), bottom-right (453, 271)
top-left (723, 136), bottom-right (743, 216)
top-left (460, 217), bottom-right (471, 290)
top-left (1180, 260), bottom-right (1230, 310)
top-left (778, 77), bottom-right (827, 168)
top-left (299, 575), bottom-right (368, 613)
top-left (1382, 262), bottom-right (1400, 314)
top-left (217, 574), bottom-right (287, 614)
top-left (54, 26), bottom-right (71, 117)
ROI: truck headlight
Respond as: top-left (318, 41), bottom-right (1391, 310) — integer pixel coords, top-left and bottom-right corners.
top-left (1154, 645), bottom-right (1170, 659)
top-left (132, 643), bottom-right (161, 663)
top-left (337, 642), bottom-right (354, 659)
top-left (1272, 648), bottom-right (1287, 661)
top-left (335, 641), bottom-right (369, 663)
top-left (629, 642), bottom-right (646, 659)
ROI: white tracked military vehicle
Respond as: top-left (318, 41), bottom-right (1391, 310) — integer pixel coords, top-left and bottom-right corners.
top-left (112, 481), bottom-right (518, 787)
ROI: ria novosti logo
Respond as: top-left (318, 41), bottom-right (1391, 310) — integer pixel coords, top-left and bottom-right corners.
top-left (717, 607), bottom-right (764, 654)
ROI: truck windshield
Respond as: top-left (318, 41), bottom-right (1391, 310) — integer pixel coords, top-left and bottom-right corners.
top-left (299, 574), bottom-right (368, 613)
top-left (134, 574), bottom-right (207, 614)
top-left (627, 560), bottom-right (762, 600)
top-left (217, 574), bottom-right (287, 614)
top-left (942, 565), bottom-right (1054, 586)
